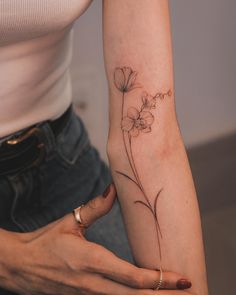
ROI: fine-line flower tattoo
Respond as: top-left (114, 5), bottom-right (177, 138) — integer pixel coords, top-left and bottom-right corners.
top-left (113, 66), bottom-right (172, 265)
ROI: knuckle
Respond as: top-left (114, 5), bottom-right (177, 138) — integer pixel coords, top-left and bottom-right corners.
top-left (96, 197), bottom-right (107, 210)
top-left (160, 279), bottom-right (168, 289)
top-left (92, 250), bottom-right (103, 266)
top-left (132, 271), bottom-right (146, 288)
top-left (88, 197), bottom-right (99, 210)
top-left (77, 275), bottom-right (102, 295)
top-left (161, 271), bottom-right (175, 288)
top-left (84, 245), bottom-right (104, 271)
top-left (88, 196), bottom-right (111, 214)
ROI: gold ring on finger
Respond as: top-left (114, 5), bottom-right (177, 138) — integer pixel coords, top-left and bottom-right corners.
top-left (73, 204), bottom-right (88, 228)
top-left (154, 267), bottom-right (163, 291)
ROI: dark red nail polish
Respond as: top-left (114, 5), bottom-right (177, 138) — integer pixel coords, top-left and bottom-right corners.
top-left (102, 184), bottom-right (111, 198)
top-left (176, 279), bottom-right (192, 289)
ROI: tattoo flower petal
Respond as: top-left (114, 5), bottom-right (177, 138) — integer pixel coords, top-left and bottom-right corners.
top-left (130, 127), bottom-right (139, 137)
top-left (140, 111), bottom-right (154, 126)
top-left (114, 67), bottom-right (140, 93)
top-left (114, 68), bottom-right (126, 91)
top-left (142, 91), bottom-right (157, 110)
top-left (142, 126), bottom-right (151, 133)
top-left (122, 107), bottom-right (154, 137)
top-left (121, 116), bottom-right (134, 131)
top-left (127, 107), bottom-right (139, 120)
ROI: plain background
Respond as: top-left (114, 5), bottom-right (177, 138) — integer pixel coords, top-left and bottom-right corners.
top-left (69, 1), bottom-right (236, 294)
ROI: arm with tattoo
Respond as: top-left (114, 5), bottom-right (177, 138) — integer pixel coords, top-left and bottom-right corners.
top-left (114, 66), bottom-right (172, 263)
top-left (103, 1), bottom-right (209, 294)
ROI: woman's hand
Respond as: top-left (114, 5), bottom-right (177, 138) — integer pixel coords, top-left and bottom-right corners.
top-left (0, 184), bottom-right (193, 295)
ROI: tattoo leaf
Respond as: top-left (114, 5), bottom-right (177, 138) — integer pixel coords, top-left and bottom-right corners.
top-left (153, 188), bottom-right (163, 238)
top-left (115, 170), bottom-right (139, 186)
top-left (134, 200), bottom-right (153, 214)
top-left (153, 188), bottom-right (163, 217)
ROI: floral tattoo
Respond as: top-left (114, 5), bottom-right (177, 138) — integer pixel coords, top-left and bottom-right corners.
top-left (114, 66), bottom-right (172, 263)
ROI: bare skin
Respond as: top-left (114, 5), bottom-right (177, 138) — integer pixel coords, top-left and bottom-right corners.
top-left (0, 184), bottom-right (194, 295)
top-left (103, 1), bottom-right (209, 294)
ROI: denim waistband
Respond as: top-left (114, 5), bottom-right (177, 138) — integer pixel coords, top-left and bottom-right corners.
top-left (0, 104), bottom-right (72, 148)
top-left (1, 104), bottom-right (77, 154)
top-left (0, 104), bottom-right (92, 179)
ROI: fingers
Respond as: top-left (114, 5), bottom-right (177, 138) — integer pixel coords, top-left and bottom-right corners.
top-left (35, 182), bottom-right (191, 292)
top-left (76, 183), bottom-right (117, 228)
top-left (77, 272), bottom-right (194, 295)
top-left (152, 270), bottom-right (192, 290)
top-left (157, 291), bottom-right (195, 295)
top-left (58, 183), bottom-right (117, 236)
top-left (77, 272), bottom-right (139, 295)
top-left (85, 244), bottom-right (192, 291)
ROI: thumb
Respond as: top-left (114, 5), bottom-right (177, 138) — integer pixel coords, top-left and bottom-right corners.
top-left (74, 183), bottom-right (117, 229)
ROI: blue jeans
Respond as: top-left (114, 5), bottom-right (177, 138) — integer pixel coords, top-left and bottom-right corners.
top-left (0, 104), bottom-right (133, 294)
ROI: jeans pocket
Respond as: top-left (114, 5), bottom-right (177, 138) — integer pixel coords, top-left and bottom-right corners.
top-left (0, 168), bottom-right (45, 232)
top-left (54, 110), bottom-right (90, 168)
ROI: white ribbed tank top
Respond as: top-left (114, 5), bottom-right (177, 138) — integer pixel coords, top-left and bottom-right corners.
top-left (0, 0), bottom-right (93, 138)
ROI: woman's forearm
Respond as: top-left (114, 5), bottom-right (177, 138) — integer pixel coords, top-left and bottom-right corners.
top-left (103, 1), bottom-right (208, 294)
top-left (107, 132), bottom-right (208, 293)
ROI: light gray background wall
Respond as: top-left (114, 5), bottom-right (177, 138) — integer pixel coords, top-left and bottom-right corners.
top-left (70, 0), bottom-right (236, 159)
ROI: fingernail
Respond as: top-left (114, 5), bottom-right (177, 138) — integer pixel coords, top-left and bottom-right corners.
top-left (102, 184), bottom-right (112, 198)
top-left (176, 279), bottom-right (192, 289)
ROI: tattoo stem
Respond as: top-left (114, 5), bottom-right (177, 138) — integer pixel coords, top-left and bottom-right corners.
top-left (129, 134), bottom-right (162, 260)
top-left (114, 67), bottom-right (169, 265)
top-left (122, 92), bottom-right (142, 188)
top-left (129, 134), bottom-right (152, 208)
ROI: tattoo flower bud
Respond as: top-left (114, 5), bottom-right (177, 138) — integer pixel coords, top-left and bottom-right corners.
top-left (114, 67), bottom-right (140, 93)
top-left (141, 91), bottom-right (157, 110)
top-left (154, 89), bottom-right (172, 100)
top-left (121, 107), bottom-right (154, 137)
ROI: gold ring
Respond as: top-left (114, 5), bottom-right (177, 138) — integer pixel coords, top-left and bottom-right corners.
top-left (73, 204), bottom-right (88, 228)
top-left (154, 267), bottom-right (163, 291)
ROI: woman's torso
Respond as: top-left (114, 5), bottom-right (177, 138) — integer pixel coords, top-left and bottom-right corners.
top-left (0, 0), bottom-right (93, 138)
